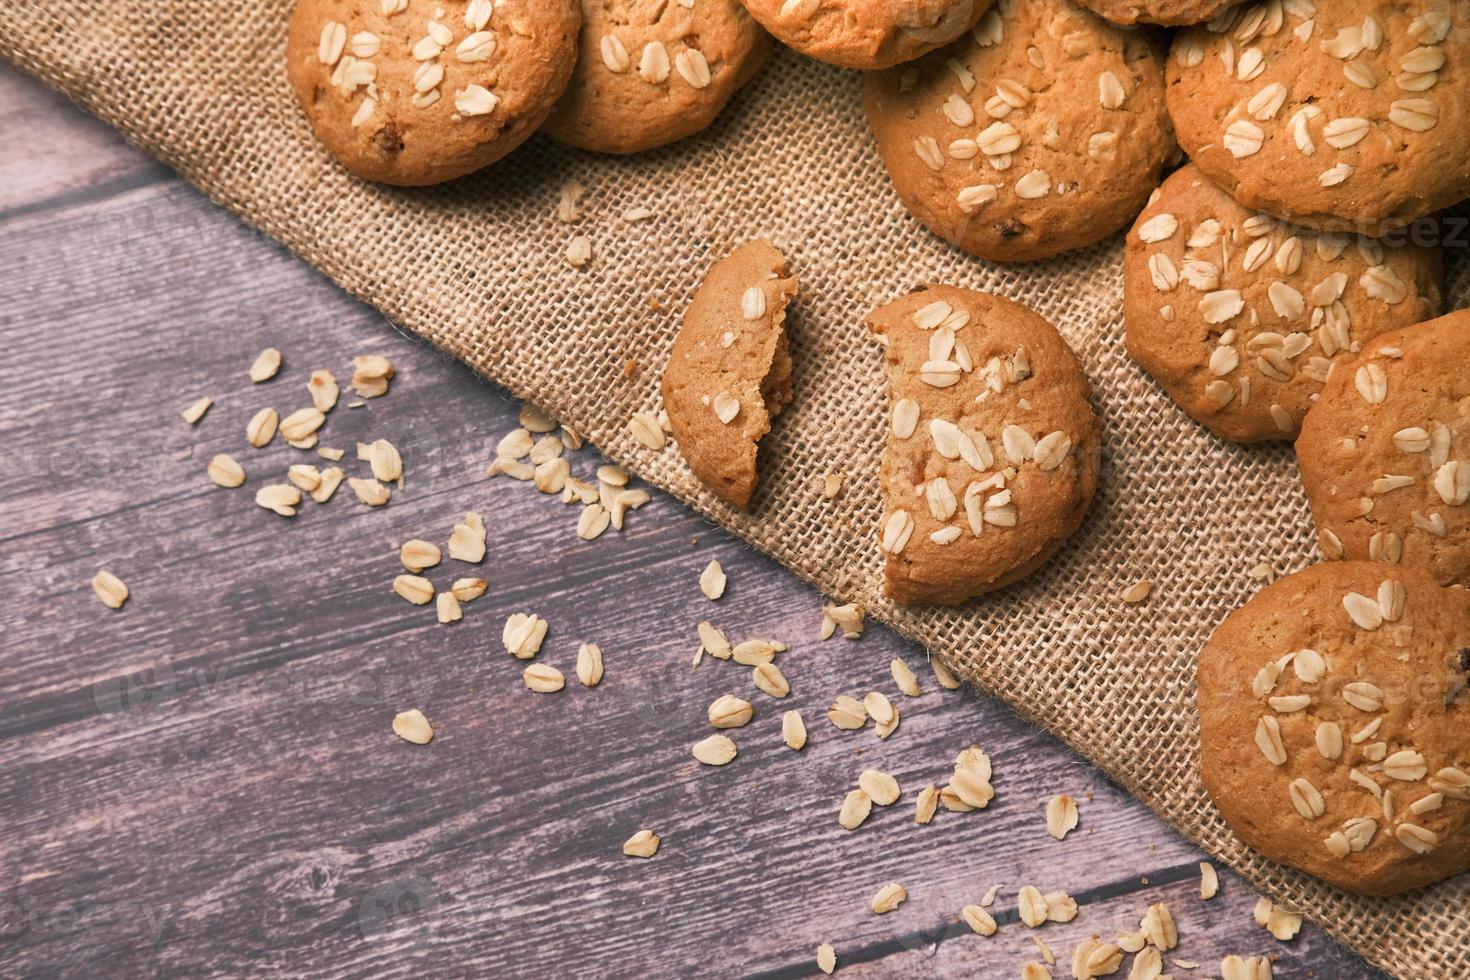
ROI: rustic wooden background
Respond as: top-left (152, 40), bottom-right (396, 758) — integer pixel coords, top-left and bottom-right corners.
top-left (0, 65), bottom-right (1380, 978)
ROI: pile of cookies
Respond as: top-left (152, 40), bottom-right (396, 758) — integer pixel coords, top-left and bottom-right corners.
top-left (284, 0), bottom-right (1470, 900)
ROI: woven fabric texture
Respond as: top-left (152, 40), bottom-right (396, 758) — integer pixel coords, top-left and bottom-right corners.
top-left (4, 3), bottom-right (1466, 975)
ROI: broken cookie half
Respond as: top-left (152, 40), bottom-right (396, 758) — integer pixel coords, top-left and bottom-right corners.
top-left (868, 286), bottom-right (1101, 605)
top-left (662, 240), bottom-right (797, 510)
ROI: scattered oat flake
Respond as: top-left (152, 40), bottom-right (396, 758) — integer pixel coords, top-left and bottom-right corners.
top-left (931, 657), bottom-right (962, 690)
top-left (181, 397), bottom-right (212, 424)
top-left (623, 829), bottom-right (659, 858)
top-left (249, 347), bottom-right (281, 383)
top-left (821, 473), bottom-right (843, 499)
top-left (435, 591), bottom-right (462, 625)
top-left (91, 570), bottom-right (129, 610)
top-left (393, 575), bottom-right (434, 605)
top-left (781, 709), bottom-right (807, 750)
top-left (890, 658), bottom-right (921, 696)
top-left (449, 513), bottom-right (488, 562)
top-left (207, 454), bottom-right (245, 488)
top-left (246, 407), bottom-right (279, 448)
top-left (1122, 579), bottom-right (1153, 604)
top-left (308, 369), bottom-right (339, 412)
top-left (1200, 862), bottom-right (1219, 900)
top-left (368, 438), bottom-right (403, 484)
top-left (566, 235), bottom-right (593, 268)
top-left (699, 560), bottom-right (727, 599)
top-left (400, 539), bottom-right (442, 572)
top-left (815, 943), bottom-right (836, 975)
top-left (348, 477), bottom-right (391, 507)
top-left (255, 484), bottom-right (301, 517)
top-left (821, 603), bottom-right (864, 640)
top-left (915, 784), bottom-right (939, 824)
top-left (692, 733), bottom-right (737, 766)
top-left (451, 577), bottom-right (487, 602)
top-left (503, 613), bottom-right (548, 659)
top-left (628, 411), bottom-right (666, 449)
top-left (870, 882), bottom-right (907, 914)
top-left (962, 904), bottom-right (997, 936)
top-left (576, 643), bottom-right (604, 687)
top-left (1045, 794), bottom-right (1079, 840)
top-left (523, 663), bottom-right (565, 693)
top-left (1253, 898), bottom-right (1301, 941)
top-left (622, 206), bottom-right (654, 222)
top-left (392, 709), bottom-right (433, 744)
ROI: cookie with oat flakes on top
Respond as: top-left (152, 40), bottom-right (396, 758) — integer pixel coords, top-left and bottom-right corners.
top-left (1297, 309), bottom-right (1470, 587)
top-left (738, 0), bottom-right (992, 70)
top-left (867, 286), bottom-right (1101, 605)
top-left (662, 240), bottom-right (798, 510)
top-left (1198, 561), bottom-right (1470, 895)
top-left (1125, 164), bottom-right (1443, 443)
top-left (286, 0), bottom-right (580, 185)
top-left (1165, 0), bottom-right (1470, 231)
top-left (1074, 0), bottom-right (1242, 26)
top-left (863, 0), bottom-right (1174, 263)
top-left (544, 0), bottom-right (772, 155)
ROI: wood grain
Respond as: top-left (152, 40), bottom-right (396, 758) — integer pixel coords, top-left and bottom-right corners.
top-left (0, 64), bottom-right (1379, 979)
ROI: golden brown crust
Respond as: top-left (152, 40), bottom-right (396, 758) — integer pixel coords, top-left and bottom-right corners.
top-left (738, 0), bottom-right (991, 70)
top-left (286, 0), bottom-right (580, 186)
top-left (1198, 561), bottom-right (1470, 896)
top-left (867, 286), bottom-right (1100, 605)
top-left (1297, 310), bottom-right (1470, 587)
top-left (662, 240), bottom-right (798, 510)
top-left (1165, 1), bottom-right (1470, 231)
top-left (1124, 164), bottom-right (1443, 443)
top-left (863, 0), bottom-right (1174, 263)
top-left (1074, 0), bottom-right (1241, 26)
top-left (544, 0), bottom-right (772, 155)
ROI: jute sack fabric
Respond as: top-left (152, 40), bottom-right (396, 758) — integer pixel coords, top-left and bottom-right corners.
top-left (4, 3), bottom-right (1467, 975)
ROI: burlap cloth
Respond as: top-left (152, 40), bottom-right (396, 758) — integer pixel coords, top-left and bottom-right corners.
top-left (5, 3), bottom-right (1467, 975)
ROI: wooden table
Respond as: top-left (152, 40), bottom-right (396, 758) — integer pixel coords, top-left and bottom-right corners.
top-left (0, 65), bottom-right (1379, 979)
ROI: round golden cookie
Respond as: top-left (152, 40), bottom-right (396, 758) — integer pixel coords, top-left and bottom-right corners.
top-left (864, 0), bottom-right (1175, 263)
top-left (544, 0), bottom-right (772, 155)
top-left (286, 0), bottom-right (580, 186)
top-left (1166, 1), bottom-right (1470, 231)
top-left (1297, 310), bottom-right (1470, 587)
top-left (1073, 0), bottom-right (1241, 26)
top-left (1124, 164), bottom-right (1443, 443)
top-left (866, 286), bottom-right (1101, 605)
top-left (1198, 561), bottom-right (1470, 896)
top-left (737, 0), bottom-right (992, 70)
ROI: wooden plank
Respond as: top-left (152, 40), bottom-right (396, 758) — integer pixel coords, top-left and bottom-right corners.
top-left (0, 68), bottom-right (1381, 979)
top-left (0, 65), bottom-right (168, 218)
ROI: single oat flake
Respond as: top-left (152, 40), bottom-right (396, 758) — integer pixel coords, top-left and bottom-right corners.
top-left (392, 709), bottom-right (433, 744)
top-left (1045, 794), bottom-right (1079, 840)
top-left (622, 829), bottom-right (660, 858)
top-left (699, 559), bottom-right (727, 600)
top-left (870, 882), bottom-right (907, 914)
top-left (91, 570), bottom-right (129, 609)
top-left (692, 733), bottom-right (737, 766)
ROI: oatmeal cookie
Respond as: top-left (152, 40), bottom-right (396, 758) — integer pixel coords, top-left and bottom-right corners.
top-left (1297, 309), bottom-right (1470, 586)
top-left (867, 285), bottom-right (1100, 604)
top-left (662, 240), bottom-right (798, 510)
top-left (1125, 163), bottom-right (1443, 442)
top-left (1166, 1), bottom-right (1470, 230)
top-left (864, 0), bottom-right (1174, 262)
top-left (1199, 561), bottom-right (1470, 895)
top-left (287, 0), bottom-right (580, 185)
